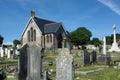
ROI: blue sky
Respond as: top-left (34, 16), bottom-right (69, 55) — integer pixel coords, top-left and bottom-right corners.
top-left (0, 0), bottom-right (120, 43)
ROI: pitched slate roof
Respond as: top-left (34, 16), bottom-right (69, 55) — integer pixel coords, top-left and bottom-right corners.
top-left (33, 17), bottom-right (64, 34)
top-left (44, 23), bottom-right (61, 34)
top-left (33, 17), bottom-right (56, 33)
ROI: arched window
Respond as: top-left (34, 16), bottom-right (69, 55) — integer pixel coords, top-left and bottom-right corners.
top-left (47, 35), bottom-right (49, 43)
top-left (28, 30), bottom-right (30, 42)
top-left (50, 34), bottom-right (52, 43)
top-left (30, 27), bottom-right (33, 41)
top-left (33, 30), bottom-right (36, 41)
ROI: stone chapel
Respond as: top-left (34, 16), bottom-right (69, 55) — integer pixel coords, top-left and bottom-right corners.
top-left (21, 10), bottom-right (71, 50)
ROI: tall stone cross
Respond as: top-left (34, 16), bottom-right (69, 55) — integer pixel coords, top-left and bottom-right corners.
top-left (109, 24), bottom-right (120, 52)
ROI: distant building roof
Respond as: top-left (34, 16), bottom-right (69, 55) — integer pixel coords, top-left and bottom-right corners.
top-left (33, 17), bottom-right (65, 34)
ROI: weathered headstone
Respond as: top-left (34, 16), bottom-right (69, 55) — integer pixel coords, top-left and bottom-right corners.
top-left (97, 52), bottom-right (111, 64)
top-left (5, 48), bottom-right (8, 55)
top-left (97, 55), bottom-right (106, 62)
top-left (83, 50), bottom-right (90, 65)
top-left (7, 49), bottom-right (11, 59)
top-left (27, 45), bottom-right (42, 80)
top-left (0, 47), bottom-right (4, 58)
top-left (56, 48), bottom-right (73, 80)
top-left (97, 36), bottom-right (111, 64)
top-left (106, 52), bottom-right (111, 63)
top-left (18, 44), bottom-right (28, 80)
top-left (18, 44), bottom-right (43, 80)
top-left (91, 51), bottom-right (97, 63)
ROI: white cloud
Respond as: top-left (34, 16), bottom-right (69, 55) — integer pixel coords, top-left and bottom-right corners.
top-left (98, 0), bottom-right (120, 15)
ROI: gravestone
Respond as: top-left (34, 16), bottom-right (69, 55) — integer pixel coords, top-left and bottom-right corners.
top-left (91, 51), bottom-right (97, 63)
top-left (18, 44), bottom-right (43, 80)
top-left (83, 50), bottom-right (90, 65)
top-left (0, 47), bottom-right (4, 59)
top-left (18, 44), bottom-right (28, 80)
top-left (56, 48), bottom-right (73, 80)
top-left (27, 45), bottom-right (42, 80)
top-left (97, 55), bottom-right (106, 62)
top-left (7, 49), bottom-right (11, 59)
top-left (97, 36), bottom-right (111, 64)
top-left (5, 48), bottom-right (8, 55)
top-left (97, 52), bottom-right (111, 64)
top-left (106, 52), bottom-right (111, 63)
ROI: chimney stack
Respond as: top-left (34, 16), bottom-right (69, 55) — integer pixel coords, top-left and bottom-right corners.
top-left (30, 10), bottom-right (35, 17)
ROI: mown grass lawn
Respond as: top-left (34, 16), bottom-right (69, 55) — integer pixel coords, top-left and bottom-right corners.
top-left (75, 67), bottom-right (120, 80)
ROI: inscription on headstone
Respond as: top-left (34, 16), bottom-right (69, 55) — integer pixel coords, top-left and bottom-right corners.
top-left (56, 48), bottom-right (73, 80)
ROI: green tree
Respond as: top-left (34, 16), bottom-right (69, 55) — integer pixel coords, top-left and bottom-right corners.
top-left (91, 37), bottom-right (101, 47)
top-left (0, 35), bottom-right (4, 45)
top-left (13, 40), bottom-right (20, 47)
top-left (106, 33), bottom-right (120, 45)
top-left (106, 36), bottom-right (112, 45)
top-left (111, 33), bottom-right (120, 42)
top-left (70, 27), bottom-right (92, 47)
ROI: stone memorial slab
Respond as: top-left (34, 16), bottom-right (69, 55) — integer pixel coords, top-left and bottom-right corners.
top-left (27, 44), bottom-right (42, 80)
top-left (18, 44), bottom-right (28, 80)
top-left (5, 48), bottom-right (8, 55)
top-left (7, 50), bottom-right (11, 59)
top-left (97, 55), bottom-right (106, 62)
top-left (106, 52), bottom-right (111, 62)
top-left (97, 52), bottom-right (111, 64)
top-left (83, 50), bottom-right (90, 65)
top-left (56, 48), bottom-right (73, 80)
top-left (18, 44), bottom-right (43, 80)
top-left (0, 47), bottom-right (4, 58)
top-left (91, 51), bottom-right (97, 63)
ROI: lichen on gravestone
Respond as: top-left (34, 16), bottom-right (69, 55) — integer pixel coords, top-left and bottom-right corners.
top-left (56, 48), bottom-right (73, 80)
